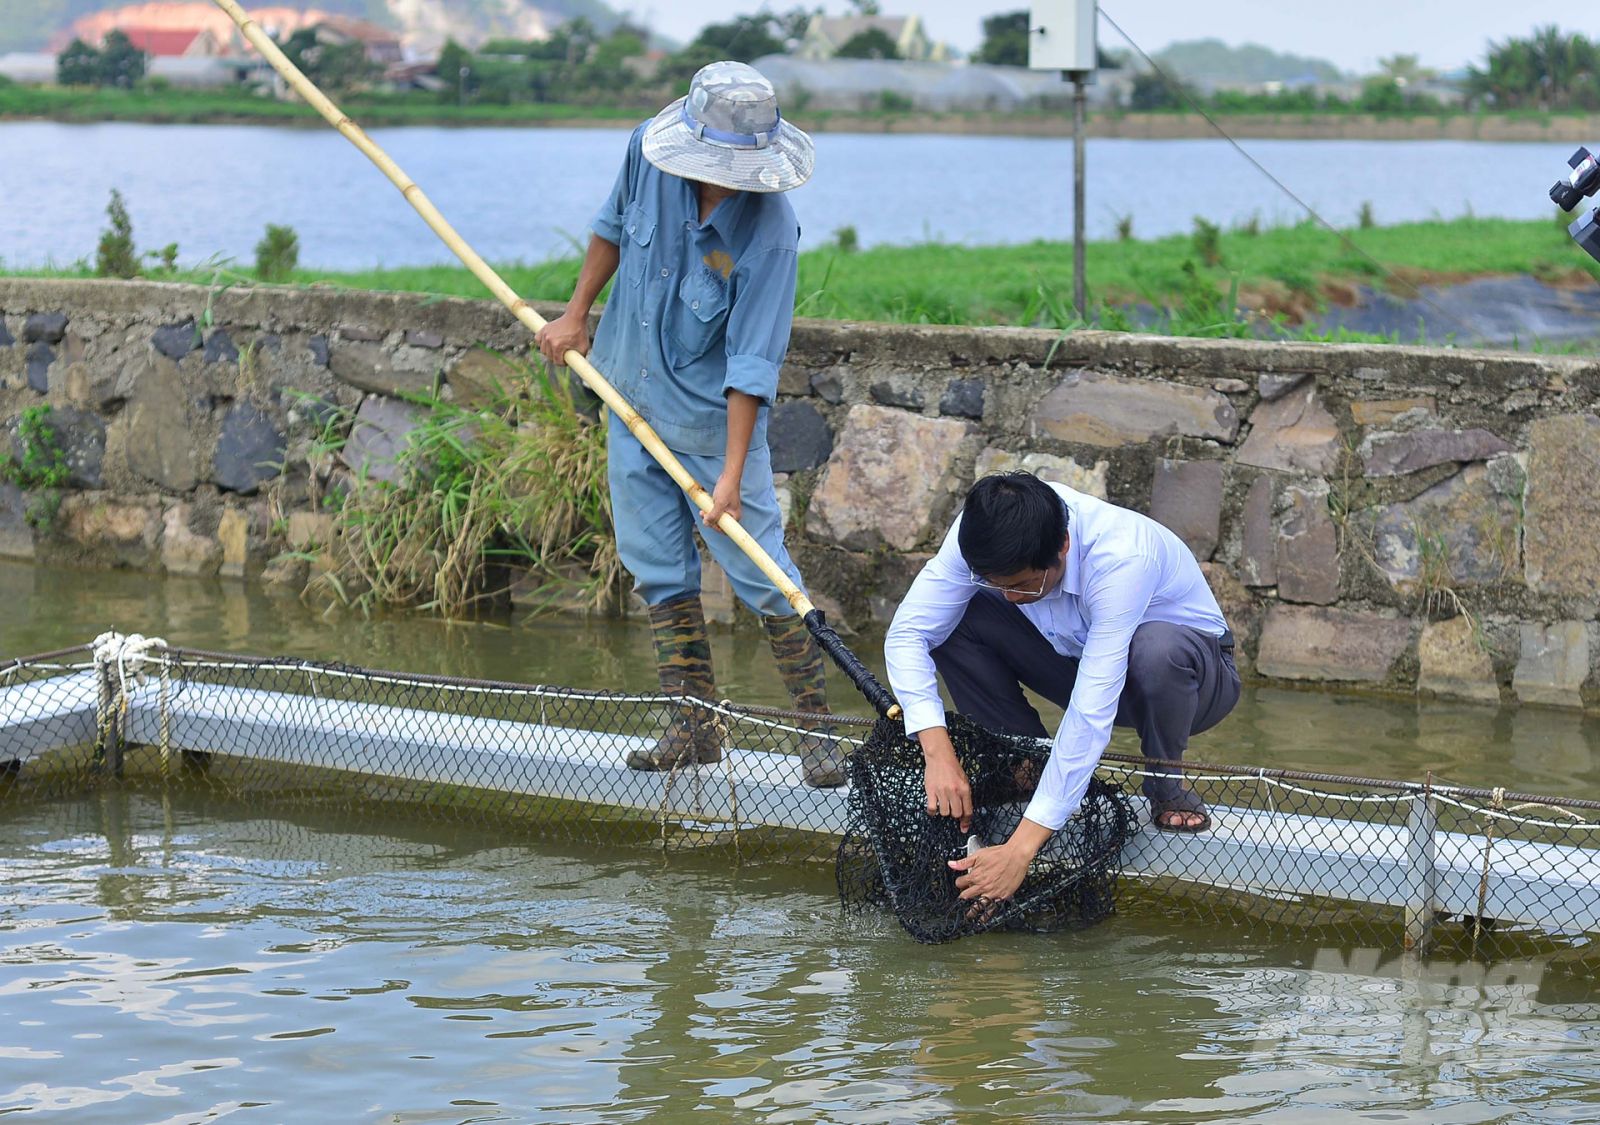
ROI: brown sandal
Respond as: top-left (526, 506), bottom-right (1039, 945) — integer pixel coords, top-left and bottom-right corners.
top-left (1151, 801), bottom-right (1212, 834)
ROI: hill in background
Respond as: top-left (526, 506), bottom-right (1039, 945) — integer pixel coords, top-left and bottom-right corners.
top-left (0, 0), bottom-right (624, 54)
top-left (1152, 38), bottom-right (1345, 85)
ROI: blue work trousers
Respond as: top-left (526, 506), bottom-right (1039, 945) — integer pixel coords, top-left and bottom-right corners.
top-left (607, 411), bottom-right (805, 617)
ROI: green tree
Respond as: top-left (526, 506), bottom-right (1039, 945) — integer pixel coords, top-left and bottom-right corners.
top-left (583, 26), bottom-right (646, 91)
top-left (689, 15), bottom-right (783, 61)
top-left (56, 37), bottom-right (100, 86)
top-left (1467, 26), bottom-right (1600, 110)
top-left (1356, 75), bottom-right (1406, 113)
top-left (772, 5), bottom-right (820, 48)
top-left (546, 17), bottom-right (600, 65)
top-left (849, 0), bottom-right (881, 14)
top-left (281, 25), bottom-right (378, 91)
top-left (281, 28), bottom-right (323, 77)
top-left (836, 27), bottom-right (899, 60)
top-left (436, 38), bottom-right (474, 105)
top-left (97, 29), bottom-right (144, 88)
top-left (471, 55), bottom-right (541, 104)
top-left (976, 10), bottom-right (1028, 67)
top-left (1377, 53), bottom-right (1435, 85)
top-left (660, 14), bottom-right (784, 86)
top-left (1128, 71), bottom-right (1193, 110)
top-left (96, 189), bottom-right (138, 279)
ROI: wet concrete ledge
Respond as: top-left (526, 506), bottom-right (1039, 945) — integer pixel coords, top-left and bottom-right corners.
top-left (10, 654), bottom-right (1598, 944)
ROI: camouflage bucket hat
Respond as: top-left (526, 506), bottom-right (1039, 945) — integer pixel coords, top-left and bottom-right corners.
top-left (641, 60), bottom-right (815, 193)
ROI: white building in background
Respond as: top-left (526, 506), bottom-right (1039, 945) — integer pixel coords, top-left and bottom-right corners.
top-left (753, 55), bottom-right (1079, 113)
top-left (147, 55), bottom-right (270, 87)
top-left (796, 15), bottom-right (946, 62)
top-left (0, 53), bottom-right (57, 84)
top-left (0, 49), bottom-right (267, 88)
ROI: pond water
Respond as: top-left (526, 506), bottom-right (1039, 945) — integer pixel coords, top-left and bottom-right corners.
top-left (0, 122), bottom-right (1582, 270)
top-left (6, 790), bottom-right (1600, 1123)
top-left (7, 558), bottom-right (1600, 1121)
top-left (8, 558), bottom-right (1600, 797)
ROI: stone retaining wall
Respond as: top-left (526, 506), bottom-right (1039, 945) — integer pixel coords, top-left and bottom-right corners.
top-left (4, 277), bottom-right (1600, 710)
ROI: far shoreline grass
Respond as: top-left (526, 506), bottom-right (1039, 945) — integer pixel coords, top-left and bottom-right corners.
top-left (7, 215), bottom-right (1598, 348)
top-left (6, 84), bottom-right (1600, 141)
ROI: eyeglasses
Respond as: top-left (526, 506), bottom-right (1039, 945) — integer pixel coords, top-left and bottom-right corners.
top-left (969, 568), bottom-right (1050, 597)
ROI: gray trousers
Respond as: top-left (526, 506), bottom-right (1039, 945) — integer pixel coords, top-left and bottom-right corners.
top-left (930, 595), bottom-right (1241, 808)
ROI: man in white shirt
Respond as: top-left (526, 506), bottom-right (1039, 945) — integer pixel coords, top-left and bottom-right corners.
top-left (883, 472), bottom-right (1240, 905)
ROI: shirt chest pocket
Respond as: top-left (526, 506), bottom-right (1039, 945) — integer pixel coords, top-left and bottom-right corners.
top-left (667, 267), bottom-right (730, 363)
top-left (621, 201), bottom-right (655, 286)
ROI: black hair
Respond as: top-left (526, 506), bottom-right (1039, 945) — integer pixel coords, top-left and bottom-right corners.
top-left (957, 472), bottom-right (1069, 577)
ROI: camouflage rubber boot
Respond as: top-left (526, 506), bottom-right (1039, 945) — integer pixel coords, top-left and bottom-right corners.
top-left (763, 614), bottom-right (846, 789)
top-left (629, 594), bottom-right (722, 771)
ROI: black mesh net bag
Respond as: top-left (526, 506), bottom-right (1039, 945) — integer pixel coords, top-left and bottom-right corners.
top-left (838, 712), bottom-right (1138, 943)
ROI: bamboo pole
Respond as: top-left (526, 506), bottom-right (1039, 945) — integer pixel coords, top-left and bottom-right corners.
top-left (212, 0), bottom-right (900, 719)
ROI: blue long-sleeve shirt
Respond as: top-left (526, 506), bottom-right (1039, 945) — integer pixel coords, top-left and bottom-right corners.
top-left (587, 124), bottom-right (801, 456)
top-left (884, 482), bottom-right (1229, 830)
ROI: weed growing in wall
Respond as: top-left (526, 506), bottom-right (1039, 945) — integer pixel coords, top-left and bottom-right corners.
top-left (1, 405), bottom-right (70, 528)
top-left (301, 354), bottom-right (620, 617)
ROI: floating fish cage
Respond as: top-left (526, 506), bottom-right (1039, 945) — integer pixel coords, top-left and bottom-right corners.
top-left (6, 634), bottom-right (1600, 963)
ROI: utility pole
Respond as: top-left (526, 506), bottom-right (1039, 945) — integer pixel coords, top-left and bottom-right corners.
top-left (1029, 2), bottom-right (1097, 323)
top-left (1072, 71), bottom-right (1087, 320)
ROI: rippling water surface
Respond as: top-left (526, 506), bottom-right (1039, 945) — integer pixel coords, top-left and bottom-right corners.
top-left (5, 792), bottom-right (1600, 1123)
top-left (9, 562), bottom-right (1600, 1120)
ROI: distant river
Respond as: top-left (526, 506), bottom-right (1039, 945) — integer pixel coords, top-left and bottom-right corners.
top-left (0, 121), bottom-right (1583, 270)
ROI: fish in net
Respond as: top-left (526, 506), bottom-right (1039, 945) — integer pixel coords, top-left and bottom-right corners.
top-left (838, 712), bottom-right (1138, 943)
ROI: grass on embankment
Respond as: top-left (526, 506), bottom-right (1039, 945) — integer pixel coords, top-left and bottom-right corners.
top-left (9, 216), bottom-right (1598, 344)
top-left (0, 84), bottom-right (642, 126)
top-left (10, 83), bottom-right (1600, 139)
top-left (795, 216), bottom-right (1600, 334)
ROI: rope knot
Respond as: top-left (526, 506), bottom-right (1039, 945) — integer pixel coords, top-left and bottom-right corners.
top-left (93, 631), bottom-right (170, 714)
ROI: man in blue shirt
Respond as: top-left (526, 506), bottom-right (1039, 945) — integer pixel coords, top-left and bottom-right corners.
top-left (537, 61), bottom-right (843, 787)
top-left (885, 473), bottom-right (1241, 903)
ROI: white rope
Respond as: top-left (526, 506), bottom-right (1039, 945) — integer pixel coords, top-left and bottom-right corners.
top-left (91, 631), bottom-right (169, 711)
top-left (8, 660), bottom-right (93, 675)
top-left (33, 641), bottom-right (1600, 837)
top-left (1431, 791), bottom-right (1600, 831)
top-left (1097, 763), bottom-right (1417, 804)
top-left (160, 657), bottom-right (877, 732)
top-left (713, 705), bottom-right (867, 746)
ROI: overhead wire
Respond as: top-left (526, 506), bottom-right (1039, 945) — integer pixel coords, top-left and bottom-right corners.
top-left (1097, 6), bottom-right (1481, 342)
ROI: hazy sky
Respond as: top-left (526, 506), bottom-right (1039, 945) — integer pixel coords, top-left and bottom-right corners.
top-left (633, 1), bottom-right (1597, 74)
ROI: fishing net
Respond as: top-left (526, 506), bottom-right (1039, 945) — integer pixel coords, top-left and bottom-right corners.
top-left (12, 635), bottom-right (1600, 967)
top-left (838, 712), bottom-right (1138, 943)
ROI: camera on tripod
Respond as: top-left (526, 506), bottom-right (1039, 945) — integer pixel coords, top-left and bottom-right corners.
top-left (1551, 147), bottom-right (1600, 263)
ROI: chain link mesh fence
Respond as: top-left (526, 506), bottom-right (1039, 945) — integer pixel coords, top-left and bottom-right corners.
top-left (6, 636), bottom-right (1600, 968)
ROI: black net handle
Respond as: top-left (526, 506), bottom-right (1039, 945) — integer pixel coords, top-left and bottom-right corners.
top-left (804, 609), bottom-right (900, 720)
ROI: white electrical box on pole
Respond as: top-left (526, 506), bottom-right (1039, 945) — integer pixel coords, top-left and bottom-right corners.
top-left (1029, 1), bottom-right (1096, 322)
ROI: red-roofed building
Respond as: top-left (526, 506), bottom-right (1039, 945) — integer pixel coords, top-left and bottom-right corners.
top-left (117, 26), bottom-right (223, 58)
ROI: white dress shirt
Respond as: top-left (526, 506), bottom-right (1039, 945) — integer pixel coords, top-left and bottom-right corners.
top-left (884, 482), bottom-right (1228, 831)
